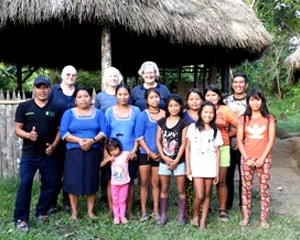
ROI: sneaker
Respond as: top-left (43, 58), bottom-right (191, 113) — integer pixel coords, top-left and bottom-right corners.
top-left (36, 215), bottom-right (50, 223)
top-left (16, 220), bottom-right (29, 231)
top-left (113, 217), bottom-right (120, 225)
top-left (120, 217), bottom-right (128, 224)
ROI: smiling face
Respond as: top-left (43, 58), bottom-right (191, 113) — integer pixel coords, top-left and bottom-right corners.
top-left (201, 105), bottom-right (215, 124)
top-left (232, 76), bottom-right (248, 95)
top-left (187, 92), bottom-right (202, 111)
top-left (142, 67), bottom-right (156, 85)
top-left (116, 87), bottom-right (130, 106)
top-left (146, 91), bottom-right (160, 108)
top-left (62, 66), bottom-right (77, 86)
top-left (205, 90), bottom-right (220, 106)
top-left (107, 72), bottom-right (119, 88)
top-left (249, 96), bottom-right (262, 112)
top-left (34, 84), bottom-right (51, 101)
top-left (75, 90), bottom-right (91, 109)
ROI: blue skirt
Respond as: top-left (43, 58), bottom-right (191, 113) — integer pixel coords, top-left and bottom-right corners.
top-left (63, 148), bottom-right (100, 195)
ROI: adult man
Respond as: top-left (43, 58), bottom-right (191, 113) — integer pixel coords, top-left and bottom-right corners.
top-left (14, 76), bottom-right (61, 231)
top-left (48, 65), bottom-right (77, 212)
top-left (224, 72), bottom-right (248, 209)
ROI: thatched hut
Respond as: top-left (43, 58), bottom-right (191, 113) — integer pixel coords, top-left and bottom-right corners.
top-left (0, 0), bottom-right (271, 90)
top-left (285, 47), bottom-right (300, 84)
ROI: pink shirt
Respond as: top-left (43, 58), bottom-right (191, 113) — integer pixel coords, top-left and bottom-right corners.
top-left (111, 151), bottom-right (130, 185)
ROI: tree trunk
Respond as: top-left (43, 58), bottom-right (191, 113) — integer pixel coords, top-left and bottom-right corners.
top-left (101, 26), bottom-right (112, 91)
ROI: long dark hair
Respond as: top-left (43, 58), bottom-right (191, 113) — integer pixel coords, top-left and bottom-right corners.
top-left (195, 101), bottom-right (218, 139)
top-left (185, 88), bottom-right (203, 109)
top-left (203, 85), bottom-right (224, 106)
top-left (165, 93), bottom-right (184, 117)
top-left (243, 88), bottom-right (270, 124)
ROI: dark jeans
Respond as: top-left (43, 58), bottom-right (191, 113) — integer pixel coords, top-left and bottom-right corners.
top-left (51, 143), bottom-right (69, 207)
top-left (226, 149), bottom-right (242, 208)
top-left (14, 154), bottom-right (57, 222)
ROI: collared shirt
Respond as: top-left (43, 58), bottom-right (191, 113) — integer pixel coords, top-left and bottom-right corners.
top-left (131, 83), bottom-right (170, 111)
top-left (49, 84), bottom-right (76, 113)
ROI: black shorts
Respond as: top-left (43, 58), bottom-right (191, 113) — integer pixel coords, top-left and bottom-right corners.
top-left (139, 154), bottom-right (159, 167)
top-left (102, 160), bottom-right (138, 180)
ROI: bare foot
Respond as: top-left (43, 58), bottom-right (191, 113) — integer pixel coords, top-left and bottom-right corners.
top-left (70, 214), bottom-right (78, 220)
top-left (261, 221), bottom-right (270, 230)
top-left (88, 213), bottom-right (99, 219)
top-left (199, 219), bottom-right (207, 231)
top-left (191, 215), bottom-right (199, 227)
top-left (127, 212), bottom-right (136, 220)
top-left (239, 218), bottom-right (250, 227)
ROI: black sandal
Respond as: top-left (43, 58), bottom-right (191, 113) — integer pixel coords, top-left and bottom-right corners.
top-left (219, 209), bottom-right (229, 222)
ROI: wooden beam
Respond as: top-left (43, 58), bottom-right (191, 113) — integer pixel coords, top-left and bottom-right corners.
top-left (208, 58), bottom-right (217, 85)
top-left (101, 26), bottom-right (112, 90)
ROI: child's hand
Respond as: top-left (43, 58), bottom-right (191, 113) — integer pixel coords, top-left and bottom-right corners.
top-left (213, 176), bottom-right (219, 185)
top-left (255, 158), bottom-right (265, 168)
top-left (167, 160), bottom-right (178, 170)
top-left (105, 156), bottom-right (113, 163)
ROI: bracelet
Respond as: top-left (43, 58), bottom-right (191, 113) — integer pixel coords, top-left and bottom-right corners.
top-left (93, 137), bottom-right (96, 142)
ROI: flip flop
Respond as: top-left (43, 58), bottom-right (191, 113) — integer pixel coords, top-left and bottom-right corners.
top-left (150, 213), bottom-right (160, 220)
top-left (140, 213), bottom-right (150, 222)
top-left (219, 209), bottom-right (229, 222)
top-left (16, 220), bottom-right (29, 231)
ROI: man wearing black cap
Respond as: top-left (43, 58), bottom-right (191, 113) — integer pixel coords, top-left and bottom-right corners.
top-left (13, 76), bottom-right (61, 231)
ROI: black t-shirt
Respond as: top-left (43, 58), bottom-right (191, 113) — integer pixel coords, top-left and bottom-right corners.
top-left (15, 99), bottom-right (61, 156)
top-left (157, 117), bottom-right (187, 163)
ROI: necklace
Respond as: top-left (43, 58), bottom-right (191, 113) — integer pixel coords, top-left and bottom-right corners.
top-left (148, 109), bottom-right (160, 115)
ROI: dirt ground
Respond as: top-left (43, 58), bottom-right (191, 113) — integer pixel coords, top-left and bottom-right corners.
top-left (268, 137), bottom-right (300, 217)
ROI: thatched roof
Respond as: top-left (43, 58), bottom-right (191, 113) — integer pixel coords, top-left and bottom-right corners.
top-left (0, 0), bottom-right (271, 75)
top-left (285, 47), bottom-right (300, 83)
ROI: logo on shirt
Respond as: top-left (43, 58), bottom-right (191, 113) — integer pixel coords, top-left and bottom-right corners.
top-left (25, 112), bottom-right (34, 116)
top-left (246, 124), bottom-right (266, 139)
top-left (46, 111), bottom-right (55, 117)
top-left (113, 166), bottom-right (124, 181)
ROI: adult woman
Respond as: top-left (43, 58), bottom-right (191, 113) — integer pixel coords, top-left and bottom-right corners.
top-left (135, 88), bottom-right (165, 222)
top-left (182, 88), bottom-right (203, 219)
top-left (49, 65), bottom-right (77, 212)
top-left (105, 84), bottom-right (140, 219)
top-left (95, 67), bottom-right (123, 112)
top-left (131, 61), bottom-right (170, 111)
top-left (60, 86), bottom-right (108, 219)
top-left (204, 85), bottom-right (238, 222)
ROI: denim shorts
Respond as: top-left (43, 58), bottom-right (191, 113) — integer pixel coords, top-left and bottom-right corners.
top-left (158, 162), bottom-right (186, 176)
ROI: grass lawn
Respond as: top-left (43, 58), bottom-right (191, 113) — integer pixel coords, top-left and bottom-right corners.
top-left (0, 177), bottom-right (299, 240)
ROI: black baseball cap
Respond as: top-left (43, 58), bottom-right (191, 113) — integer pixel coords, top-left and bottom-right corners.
top-left (34, 75), bottom-right (51, 87)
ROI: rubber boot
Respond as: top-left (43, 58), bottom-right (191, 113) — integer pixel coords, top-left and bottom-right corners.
top-left (177, 198), bottom-right (186, 225)
top-left (156, 198), bottom-right (168, 226)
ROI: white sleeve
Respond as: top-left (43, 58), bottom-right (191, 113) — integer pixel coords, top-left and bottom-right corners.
top-left (186, 123), bottom-right (194, 139)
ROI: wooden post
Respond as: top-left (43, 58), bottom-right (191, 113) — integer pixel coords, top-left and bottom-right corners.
top-left (202, 65), bottom-right (207, 90)
top-left (208, 58), bottom-right (217, 85)
top-left (16, 64), bottom-right (23, 91)
top-left (221, 65), bottom-right (230, 95)
top-left (194, 64), bottom-right (198, 88)
top-left (101, 26), bottom-right (112, 91)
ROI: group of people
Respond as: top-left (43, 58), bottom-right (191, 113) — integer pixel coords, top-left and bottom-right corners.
top-left (13, 61), bottom-right (276, 232)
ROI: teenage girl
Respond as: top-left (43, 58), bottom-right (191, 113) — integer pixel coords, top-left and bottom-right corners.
top-left (204, 85), bottom-right (238, 222)
top-left (156, 94), bottom-right (188, 226)
top-left (183, 88), bottom-right (203, 218)
top-left (135, 88), bottom-right (165, 222)
top-left (186, 101), bottom-right (223, 231)
top-left (237, 88), bottom-right (276, 230)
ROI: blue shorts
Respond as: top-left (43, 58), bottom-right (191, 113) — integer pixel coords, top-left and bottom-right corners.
top-left (158, 162), bottom-right (186, 176)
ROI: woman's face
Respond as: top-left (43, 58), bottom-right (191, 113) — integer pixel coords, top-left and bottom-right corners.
top-left (168, 99), bottom-right (181, 117)
top-left (116, 87), bottom-right (130, 106)
top-left (187, 92), bottom-right (202, 111)
top-left (107, 72), bottom-right (119, 88)
top-left (205, 90), bottom-right (220, 106)
top-left (146, 91), bottom-right (160, 108)
top-left (249, 96), bottom-right (262, 112)
top-left (201, 105), bottom-right (215, 124)
top-left (75, 90), bottom-right (91, 109)
top-left (142, 68), bottom-right (156, 85)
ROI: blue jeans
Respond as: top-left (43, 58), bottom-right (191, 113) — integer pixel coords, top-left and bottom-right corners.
top-left (14, 154), bottom-right (57, 222)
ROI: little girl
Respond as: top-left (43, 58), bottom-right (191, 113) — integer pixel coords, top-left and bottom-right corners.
top-left (185, 101), bottom-right (223, 231)
top-left (156, 94), bottom-right (188, 226)
top-left (101, 138), bottom-right (130, 225)
top-left (237, 88), bottom-right (276, 230)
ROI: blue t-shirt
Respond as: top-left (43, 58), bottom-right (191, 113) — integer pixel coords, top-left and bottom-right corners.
top-left (60, 108), bottom-right (108, 149)
top-left (135, 110), bottom-right (160, 155)
top-left (49, 84), bottom-right (76, 113)
top-left (131, 83), bottom-right (170, 111)
top-left (94, 91), bottom-right (118, 113)
top-left (105, 106), bottom-right (140, 151)
top-left (183, 111), bottom-right (197, 125)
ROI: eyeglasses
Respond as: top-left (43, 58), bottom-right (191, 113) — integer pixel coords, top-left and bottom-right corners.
top-left (66, 73), bottom-right (76, 77)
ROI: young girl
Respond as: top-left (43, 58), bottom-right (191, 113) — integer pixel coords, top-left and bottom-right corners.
top-left (156, 94), bottom-right (188, 226)
top-left (101, 138), bottom-right (130, 225)
top-left (135, 88), bottom-right (165, 222)
top-left (183, 88), bottom-right (203, 217)
top-left (237, 88), bottom-right (276, 230)
top-left (185, 101), bottom-right (223, 231)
